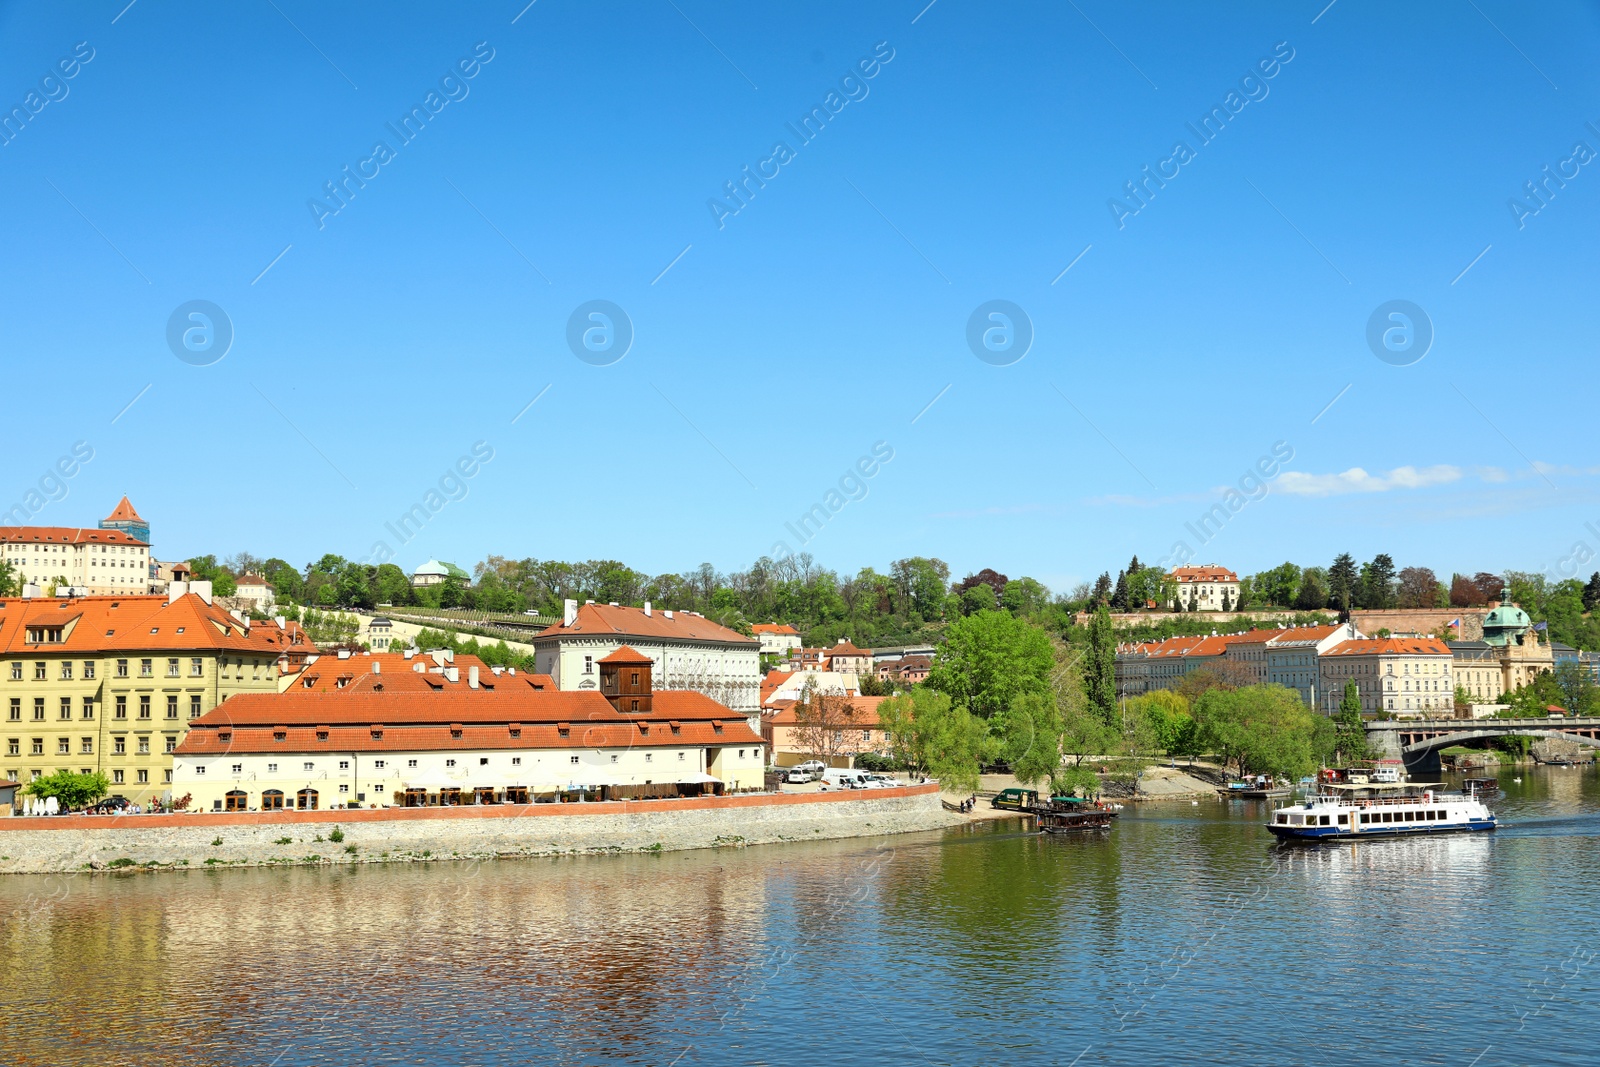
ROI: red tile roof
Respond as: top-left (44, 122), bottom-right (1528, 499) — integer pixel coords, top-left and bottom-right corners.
top-left (534, 603), bottom-right (755, 645)
top-left (599, 645), bottom-right (651, 664)
top-left (1323, 637), bottom-right (1451, 657)
top-left (0, 526), bottom-right (149, 547)
top-left (760, 669), bottom-right (795, 705)
top-left (104, 496), bottom-right (144, 523)
top-left (0, 594), bottom-right (295, 656)
top-left (176, 718), bottom-right (762, 756)
top-left (752, 623), bottom-right (799, 635)
top-left (765, 694), bottom-right (888, 727)
top-left (1169, 566), bottom-right (1239, 583)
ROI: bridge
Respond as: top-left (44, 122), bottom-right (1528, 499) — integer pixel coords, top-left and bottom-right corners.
top-left (1365, 717), bottom-right (1600, 766)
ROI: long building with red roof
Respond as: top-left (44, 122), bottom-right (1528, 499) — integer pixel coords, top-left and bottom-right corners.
top-left (1, 496), bottom-right (152, 595)
top-left (174, 650), bottom-right (765, 811)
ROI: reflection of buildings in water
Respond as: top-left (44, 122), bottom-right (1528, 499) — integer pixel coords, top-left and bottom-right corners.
top-left (1537, 763), bottom-right (1590, 810)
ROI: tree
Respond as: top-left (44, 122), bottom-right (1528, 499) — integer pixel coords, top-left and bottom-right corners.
top-left (1552, 660), bottom-right (1600, 717)
top-left (1296, 567), bottom-right (1329, 611)
top-left (1472, 572), bottom-right (1505, 603)
top-left (1328, 553), bottom-right (1358, 613)
top-left (1000, 577), bottom-right (1050, 616)
top-left (1450, 573), bottom-right (1488, 607)
top-left (1090, 571), bottom-right (1113, 608)
top-left (1254, 562), bottom-right (1301, 608)
top-left (925, 610), bottom-right (1054, 720)
top-left (26, 770), bottom-right (110, 810)
top-left (1193, 684), bottom-right (1317, 779)
top-left (0, 560), bottom-right (18, 597)
top-left (1334, 680), bottom-right (1369, 762)
top-left (1584, 572), bottom-right (1600, 613)
top-left (1219, 589), bottom-right (1232, 612)
top-left (878, 687), bottom-right (987, 791)
top-left (1503, 672), bottom-right (1567, 717)
top-left (1359, 554), bottom-right (1397, 609)
top-left (1128, 690), bottom-right (1196, 758)
top-left (1002, 690), bottom-right (1065, 787)
top-left (959, 583), bottom-right (997, 616)
top-left (1110, 570), bottom-right (1131, 612)
top-left (1084, 605), bottom-right (1117, 727)
top-left (792, 677), bottom-right (864, 765)
top-left (1397, 566), bottom-right (1440, 609)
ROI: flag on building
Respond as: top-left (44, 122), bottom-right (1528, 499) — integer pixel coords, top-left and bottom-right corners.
top-left (1448, 618), bottom-right (1460, 627)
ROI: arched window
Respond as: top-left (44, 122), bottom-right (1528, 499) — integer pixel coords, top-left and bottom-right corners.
top-left (224, 789), bottom-right (248, 812)
top-left (261, 789), bottom-right (285, 811)
top-left (296, 788), bottom-right (318, 810)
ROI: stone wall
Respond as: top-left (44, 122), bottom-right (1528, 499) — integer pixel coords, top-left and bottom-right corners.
top-left (1350, 608), bottom-right (1487, 641)
top-left (0, 785), bottom-right (955, 876)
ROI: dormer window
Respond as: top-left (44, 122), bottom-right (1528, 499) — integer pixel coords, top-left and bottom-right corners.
top-left (274, 731), bottom-right (286, 742)
top-left (371, 729), bottom-right (384, 740)
top-left (316, 731), bottom-right (329, 742)
top-left (557, 722), bottom-right (571, 737)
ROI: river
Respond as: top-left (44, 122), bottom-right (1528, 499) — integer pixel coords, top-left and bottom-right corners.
top-left (4, 766), bottom-right (1598, 1066)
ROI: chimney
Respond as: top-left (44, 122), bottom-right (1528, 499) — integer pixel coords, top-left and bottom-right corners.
top-left (444, 666), bottom-right (459, 683)
top-left (337, 648), bottom-right (351, 660)
top-left (563, 598), bottom-right (578, 626)
top-left (403, 648), bottom-right (415, 660)
top-left (230, 609), bottom-right (245, 623)
top-left (468, 666), bottom-right (479, 689)
top-left (275, 615), bottom-right (287, 629)
top-left (190, 580), bottom-right (213, 606)
top-left (644, 600), bottom-right (652, 617)
top-left (167, 580), bottom-right (187, 604)
top-left (663, 609), bottom-right (674, 619)
top-left (372, 661), bottom-right (381, 675)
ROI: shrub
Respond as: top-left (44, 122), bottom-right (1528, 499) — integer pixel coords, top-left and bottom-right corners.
top-left (274, 837), bottom-right (293, 845)
top-left (210, 837), bottom-right (223, 847)
top-left (108, 857), bottom-right (135, 869)
top-left (344, 844), bottom-right (358, 854)
top-left (328, 828), bottom-right (345, 843)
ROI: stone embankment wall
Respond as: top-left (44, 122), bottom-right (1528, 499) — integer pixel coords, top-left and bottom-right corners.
top-left (0, 785), bottom-right (954, 875)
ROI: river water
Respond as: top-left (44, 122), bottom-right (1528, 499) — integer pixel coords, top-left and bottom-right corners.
top-left (3, 767), bottom-right (1598, 1067)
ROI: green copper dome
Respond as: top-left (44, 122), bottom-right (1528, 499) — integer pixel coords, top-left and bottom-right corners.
top-left (1482, 600), bottom-right (1532, 646)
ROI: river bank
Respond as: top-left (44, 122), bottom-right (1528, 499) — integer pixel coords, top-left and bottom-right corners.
top-left (0, 784), bottom-right (957, 876)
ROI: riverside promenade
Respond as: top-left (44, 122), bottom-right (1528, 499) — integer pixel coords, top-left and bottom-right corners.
top-left (0, 783), bottom-right (953, 875)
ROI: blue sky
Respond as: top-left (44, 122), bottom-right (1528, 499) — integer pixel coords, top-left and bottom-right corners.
top-left (3, 1), bottom-right (1598, 594)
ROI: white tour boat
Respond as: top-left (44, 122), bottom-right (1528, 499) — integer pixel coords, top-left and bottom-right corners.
top-left (1266, 782), bottom-right (1496, 840)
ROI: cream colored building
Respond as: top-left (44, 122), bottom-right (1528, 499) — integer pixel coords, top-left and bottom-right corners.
top-left (1448, 600), bottom-right (1554, 705)
top-left (533, 600), bottom-right (762, 717)
top-left (1, 526), bottom-right (151, 595)
top-left (1319, 636), bottom-right (1453, 717)
top-left (1169, 565), bottom-right (1241, 611)
top-left (1, 589), bottom-right (287, 806)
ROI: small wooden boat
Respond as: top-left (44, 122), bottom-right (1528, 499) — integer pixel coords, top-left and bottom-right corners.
top-left (1030, 796), bottom-right (1116, 834)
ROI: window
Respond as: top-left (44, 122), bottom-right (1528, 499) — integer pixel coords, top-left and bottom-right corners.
top-left (407, 759), bottom-right (418, 768)
top-left (339, 760), bottom-right (350, 770)
top-left (166, 658), bottom-right (179, 678)
top-left (30, 737), bottom-right (43, 755)
top-left (80, 737), bottom-right (93, 754)
top-left (610, 754), bottom-right (618, 763)
top-left (190, 658), bottom-right (204, 677)
top-left (164, 770), bottom-right (172, 783)
top-left (511, 757), bottom-right (521, 766)
top-left (645, 753), bottom-right (653, 762)
top-left (8, 662), bottom-right (18, 681)
top-left (190, 695), bottom-right (202, 719)
top-left (115, 696), bottom-right (126, 720)
top-left (112, 769), bottom-right (124, 784)
top-left (267, 763), bottom-right (277, 773)
top-left (303, 762), bottom-right (314, 771)
top-left (116, 659), bottom-right (128, 678)
top-left (137, 769), bottom-right (148, 784)
top-left (57, 737), bottom-right (69, 755)
top-left (33, 662), bottom-right (45, 680)
top-left (6, 739), bottom-right (16, 756)
top-left (140, 658), bottom-right (152, 677)
top-left (82, 698), bottom-right (93, 720)
top-left (60, 661), bottom-right (73, 680)
top-left (59, 697), bottom-right (71, 721)
top-left (7, 699), bottom-right (17, 721)
top-left (678, 752), bottom-right (685, 761)
top-left (584, 655), bottom-right (593, 674)
top-left (232, 763), bottom-right (242, 773)
top-left (83, 661), bottom-right (95, 680)
top-left (339, 784), bottom-right (349, 794)
top-left (374, 783), bottom-right (385, 793)
top-left (137, 737), bottom-right (149, 754)
top-left (165, 696), bottom-right (177, 719)
top-left (138, 696), bottom-right (150, 719)
top-left (445, 759), bottom-right (456, 768)
top-left (114, 737), bottom-right (125, 755)
top-left (570, 755), bottom-right (580, 764)
top-left (165, 737), bottom-right (176, 754)
top-left (374, 759), bottom-right (385, 769)
top-left (33, 698), bottom-right (44, 721)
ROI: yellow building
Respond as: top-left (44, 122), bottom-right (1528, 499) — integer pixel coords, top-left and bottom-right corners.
top-left (0, 498), bottom-right (154, 595)
top-left (1, 590), bottom-right (288, 806)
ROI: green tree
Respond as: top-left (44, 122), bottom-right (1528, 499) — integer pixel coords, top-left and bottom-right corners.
top-left (26, 770), bottom-right (110, 810)
top-left (1296, 567), bottom-right (1329, 611)
top-left (1128, 690), bottom-right (1194, 756)
top-left (1000, 576), bottom-right (1051, 616)
top-left (1254, 562), bottom-right (1301, 607)
top-left (0, 560), bottom-right (18, 597)
top-left (1359, 554), bottom-right (1397, 610)
top-left (1504, 672), bottom-right (1567, 717)
top-left (1334, 680), bottom-right (1369, 762)
top-left (1552, 660), bottom-right (1600, 717)
top-left (1084, 604), bottom-right (1117, 727)
top-left (1328, 553), bottom-right (1358, 613)
top-left (878, 687), bottom-right (987, 791)
top-left (959, 583), bottom-right (997, 616)
top-left (1193, 684), bottom-right (1317, 778)
top-left (925, 610), bottom-right (1054, 720)
top-left (1002, 690), bottom-right (1064, 787)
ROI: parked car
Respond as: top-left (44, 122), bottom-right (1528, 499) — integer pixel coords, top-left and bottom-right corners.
top-left (793, 760), bottom-right (825, 775)
top-left (87, 796), bottom-right (131, 814)
top-left (862, 774), bottom-right (903, 789)
top-left (821, 769), bottom-right (869, 789)
top-left (785, 768), bottom-right (818, 784)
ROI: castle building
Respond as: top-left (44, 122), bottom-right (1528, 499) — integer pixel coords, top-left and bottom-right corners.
top-left (2, 498), bottom-right (153, 595)
top-left (1449, 599), bottom-right (1555, 704)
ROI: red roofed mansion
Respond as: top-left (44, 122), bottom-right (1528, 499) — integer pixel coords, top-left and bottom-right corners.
top-left (1169, 565), bottom-right (1241, 611)
top-left (1, 497), bottom-right (153, 595)
top-left (532, 599), bottom-right (762, 718)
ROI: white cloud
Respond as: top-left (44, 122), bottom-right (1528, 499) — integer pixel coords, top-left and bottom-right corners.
top-left (1274, 464), bottom-right (1463, 497)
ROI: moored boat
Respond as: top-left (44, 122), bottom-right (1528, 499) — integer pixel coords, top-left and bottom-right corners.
top-left (1266, 782), bottom-right (1496, 840)
top-left (1031, 795), bottom-right (1116, 834)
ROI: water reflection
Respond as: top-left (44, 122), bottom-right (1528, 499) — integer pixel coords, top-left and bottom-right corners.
top-left (1, 766), bottom-right (1597, 1066)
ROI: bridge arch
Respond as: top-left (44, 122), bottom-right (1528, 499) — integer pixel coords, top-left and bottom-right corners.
top-left (1400, 728), bottom-right (1600, 758)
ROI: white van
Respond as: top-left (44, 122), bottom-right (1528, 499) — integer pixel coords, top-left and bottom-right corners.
top-left (821, 768), bottom-right (869, 789)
